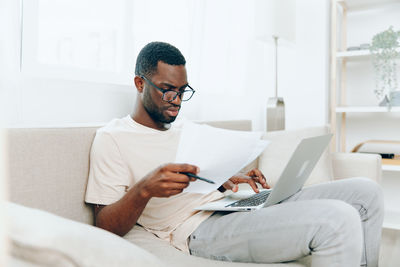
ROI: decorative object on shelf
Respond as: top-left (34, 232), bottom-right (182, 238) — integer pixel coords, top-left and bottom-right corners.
top-left (369, 26), bottom-right (400, 109)
top-left (379, 91), bottom-right (400, 107)
top-left (255, 0), bottom-right (296, 131)
top-left (347, 46), bottom-right (361, 51)
top-left (360, 43), bottom-right (370, 50)
top-left (346, 44), bottom-right (370, 51)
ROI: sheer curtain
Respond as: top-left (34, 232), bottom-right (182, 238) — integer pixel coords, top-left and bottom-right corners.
top-left (128, 0), bottom-right (272, 127)
top-left (0, 0), bottom-right (18, 262)
top-left (7, 0), bottom-right (301, 129)
top-left (0, 0), bottom-right (22, 126)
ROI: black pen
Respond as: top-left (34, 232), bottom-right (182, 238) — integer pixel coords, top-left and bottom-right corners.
top-left (182, 172), bottom-right (215, 184)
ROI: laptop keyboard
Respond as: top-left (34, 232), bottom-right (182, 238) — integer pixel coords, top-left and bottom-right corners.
top-left (226, 190), bottom-right (271, 207)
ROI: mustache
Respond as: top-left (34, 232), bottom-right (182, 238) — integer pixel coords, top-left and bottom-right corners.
top-left (165, 103), bottom-right (181, 109)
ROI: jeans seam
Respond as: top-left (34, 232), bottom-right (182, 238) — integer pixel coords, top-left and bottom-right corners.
top-left (353, 202), bottom-right (368, 266)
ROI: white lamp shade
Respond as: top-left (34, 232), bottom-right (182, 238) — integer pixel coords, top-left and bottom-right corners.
top-left (255, 0), bottom-right (296, 43)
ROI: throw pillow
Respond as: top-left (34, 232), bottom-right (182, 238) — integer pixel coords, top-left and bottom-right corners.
top-left (6, 202), bottom-right (166, 267)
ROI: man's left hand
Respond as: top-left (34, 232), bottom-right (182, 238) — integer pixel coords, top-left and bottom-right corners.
top-left (219, 169), bottom-right (270, 193)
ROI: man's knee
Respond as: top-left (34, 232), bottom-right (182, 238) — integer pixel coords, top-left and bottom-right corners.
top-left (348, 177), bottom-right (384, 206)
top-left (310, 201), bottom-right (363, 266)
top-left (312, 200), bottom-right (362, 251)
top-left (318, 200), bottom-right (362, 231)
top-left (357, 177), bottom-right (383, 196)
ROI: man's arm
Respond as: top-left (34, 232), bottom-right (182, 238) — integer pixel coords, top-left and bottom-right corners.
top-left (94, 163), bottom-right (198, 236)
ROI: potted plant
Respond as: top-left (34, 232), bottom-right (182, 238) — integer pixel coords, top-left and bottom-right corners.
top-left (369, 26), bottom-right (400, 109)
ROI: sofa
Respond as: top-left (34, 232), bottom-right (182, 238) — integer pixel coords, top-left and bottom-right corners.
top-left (5, 120), bottom-right (382, 267)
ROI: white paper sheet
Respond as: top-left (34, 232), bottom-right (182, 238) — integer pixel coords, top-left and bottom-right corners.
top-left (174, 121), bottom-right (269, 193)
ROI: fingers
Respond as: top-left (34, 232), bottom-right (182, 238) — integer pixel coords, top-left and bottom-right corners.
top-left (188, 177), bottom-right (197, 182)
top-left (165, 180), bottom-right (192, 196)
top-left (163, 182), bottom-right (190, 190)
top-left (155, 165), bottom-right (192, 183)
top-left (158, 181), bottom-right (190, 197)
top-left (167, 189), bottom-right (185, 196)
top-left (159, 163), bottom-right (199, 183)
top-left (246, 178), bottom-right (259, 193)
top-left (162, 163), bottom-right (199, 174)
top-left (231, 175), bottom-right (259, 193)
top-left (248, 169), bottom-right (270, 189)
top-left (222, 180), bottom-right (238, 192)
top-left (165, 171), bottom-right (192, 183)
top-left (142, 164), bottom-right (196, 198)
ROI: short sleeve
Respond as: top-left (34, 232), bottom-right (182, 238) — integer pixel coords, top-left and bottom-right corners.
top-left (85, 131), bottom-right (131, 205)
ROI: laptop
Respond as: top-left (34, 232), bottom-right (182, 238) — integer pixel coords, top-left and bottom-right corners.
top-left (195, 134), bottom-right (333, 211)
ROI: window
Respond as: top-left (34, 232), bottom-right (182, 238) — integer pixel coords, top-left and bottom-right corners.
top-left (22, 0), bottom-right (130, 84)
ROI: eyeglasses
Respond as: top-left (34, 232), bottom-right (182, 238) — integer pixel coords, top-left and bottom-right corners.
top-left (141, 76), bottom-right (195, 102)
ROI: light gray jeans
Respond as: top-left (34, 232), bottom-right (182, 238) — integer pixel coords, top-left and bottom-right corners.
top-left (188, 178), bottom-right (384, 267)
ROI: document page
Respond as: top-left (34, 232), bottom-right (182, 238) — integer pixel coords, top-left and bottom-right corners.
top-left (174, 121), bottom-right (269, 193)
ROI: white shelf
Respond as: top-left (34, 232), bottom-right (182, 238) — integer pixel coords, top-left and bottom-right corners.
top-left (340, 0), bottom-right (400, 11)
top-left (335, 106), bottom-right (400, 113)
top-left (383, 210), bottom-right (400, 230)
top-left (336, 49), bottom-right (371, 59)
top-left (336, 48), bottom-right (400, 60)
top-left (382, 165), bottom-right (400, 172)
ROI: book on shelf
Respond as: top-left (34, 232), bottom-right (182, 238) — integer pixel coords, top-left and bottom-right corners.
top-left (352, 140), bottom-right (400, 166)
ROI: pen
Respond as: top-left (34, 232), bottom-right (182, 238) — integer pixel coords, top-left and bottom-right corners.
top-left (182, 172), bottom-right (215, 184)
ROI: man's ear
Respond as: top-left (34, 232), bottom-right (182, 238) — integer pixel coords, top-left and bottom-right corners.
top-left (134, 76), bottom-right (144, 93)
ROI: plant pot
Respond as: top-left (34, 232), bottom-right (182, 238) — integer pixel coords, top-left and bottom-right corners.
top-left (379, 91), bottom-right (400, 107)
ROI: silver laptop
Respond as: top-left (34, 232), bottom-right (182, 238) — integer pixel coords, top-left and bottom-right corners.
top-left (195, 134), bottom-right (333, 211)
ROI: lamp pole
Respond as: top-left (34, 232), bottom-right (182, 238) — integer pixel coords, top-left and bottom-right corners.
top-left (267, 36), bottom-right (285, 132)
top-left (274, 35), bottom-right (278, 98)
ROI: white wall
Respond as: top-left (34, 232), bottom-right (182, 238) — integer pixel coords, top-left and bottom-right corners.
top-left (0, 1), bottom-right (13, 262)
top-left (287, 0), bottom-right (330, 130)
top-left (1, 0), bottom-right (330, 131)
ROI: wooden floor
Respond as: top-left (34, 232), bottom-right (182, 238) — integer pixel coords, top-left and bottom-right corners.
top-left (380, 229), bottom-right (400, 266)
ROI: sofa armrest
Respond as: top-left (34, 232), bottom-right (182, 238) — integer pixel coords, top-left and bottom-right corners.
top-left (331, 152), bottom-right (382, 183)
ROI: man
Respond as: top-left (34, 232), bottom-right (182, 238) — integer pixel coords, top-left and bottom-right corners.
top-left (85, 42), bottom-right (383, 267)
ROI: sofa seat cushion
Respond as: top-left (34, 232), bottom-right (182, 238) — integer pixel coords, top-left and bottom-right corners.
top-left (124, 225), bottom-right (310, 267)
top-left (258, 126), bottom-right (333, 187)
top-left (6, 202), bottom-right (165, 267)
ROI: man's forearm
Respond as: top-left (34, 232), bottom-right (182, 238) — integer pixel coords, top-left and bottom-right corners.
top-left (95, 182), bottom-right (151, 236)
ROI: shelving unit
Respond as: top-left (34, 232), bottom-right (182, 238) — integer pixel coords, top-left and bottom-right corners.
top-left (330, 0), bottom-right (400, 231)
top-left (330, 0), bottom-right (400, 153)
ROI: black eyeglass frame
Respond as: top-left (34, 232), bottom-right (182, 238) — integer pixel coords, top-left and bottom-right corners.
top-left (140, 76), bottom-right (196, 103)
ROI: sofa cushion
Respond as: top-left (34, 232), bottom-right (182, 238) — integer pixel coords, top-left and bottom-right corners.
top-left (7, 127), bottom-right (99, 225)
top-left (6, 202), bottom-right (166, 267)
top-left (258, 126), bottom-right (333, 187)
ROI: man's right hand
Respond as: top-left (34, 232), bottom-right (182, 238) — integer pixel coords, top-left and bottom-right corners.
top-left (138, 163), bottom-right (199, 199)
top-left (94, 163), bottom-right (199, 236)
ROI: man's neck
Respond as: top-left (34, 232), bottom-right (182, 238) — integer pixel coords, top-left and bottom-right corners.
top-left (131, 97), bottom-right (172, 131)
top-left (131, 112), bottom-right (169, 131)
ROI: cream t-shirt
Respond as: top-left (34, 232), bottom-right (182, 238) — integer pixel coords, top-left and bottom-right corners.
top-left (85, 115), bottom-right (224, 252)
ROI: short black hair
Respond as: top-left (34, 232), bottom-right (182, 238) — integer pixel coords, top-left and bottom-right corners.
top-left (135, 42), bottom-right (186, 78)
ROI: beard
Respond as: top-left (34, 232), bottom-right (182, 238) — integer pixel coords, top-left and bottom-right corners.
top-left (142, 88), bottom-right (179, 124)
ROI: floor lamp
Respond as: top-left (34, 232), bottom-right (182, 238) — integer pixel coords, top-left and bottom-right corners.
top-left (256, 0), bottom-right (296, 131)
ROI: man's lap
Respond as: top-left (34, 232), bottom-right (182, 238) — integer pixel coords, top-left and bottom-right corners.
top-left (188, 178), bottom-right (378, 262)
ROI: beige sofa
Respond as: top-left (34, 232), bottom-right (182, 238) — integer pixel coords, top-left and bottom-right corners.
top-left (6, 121), bottom-right (382, 267)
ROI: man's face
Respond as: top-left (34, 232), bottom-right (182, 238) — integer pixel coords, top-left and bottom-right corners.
top-left (142, 61), bottom-right (188, 124)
